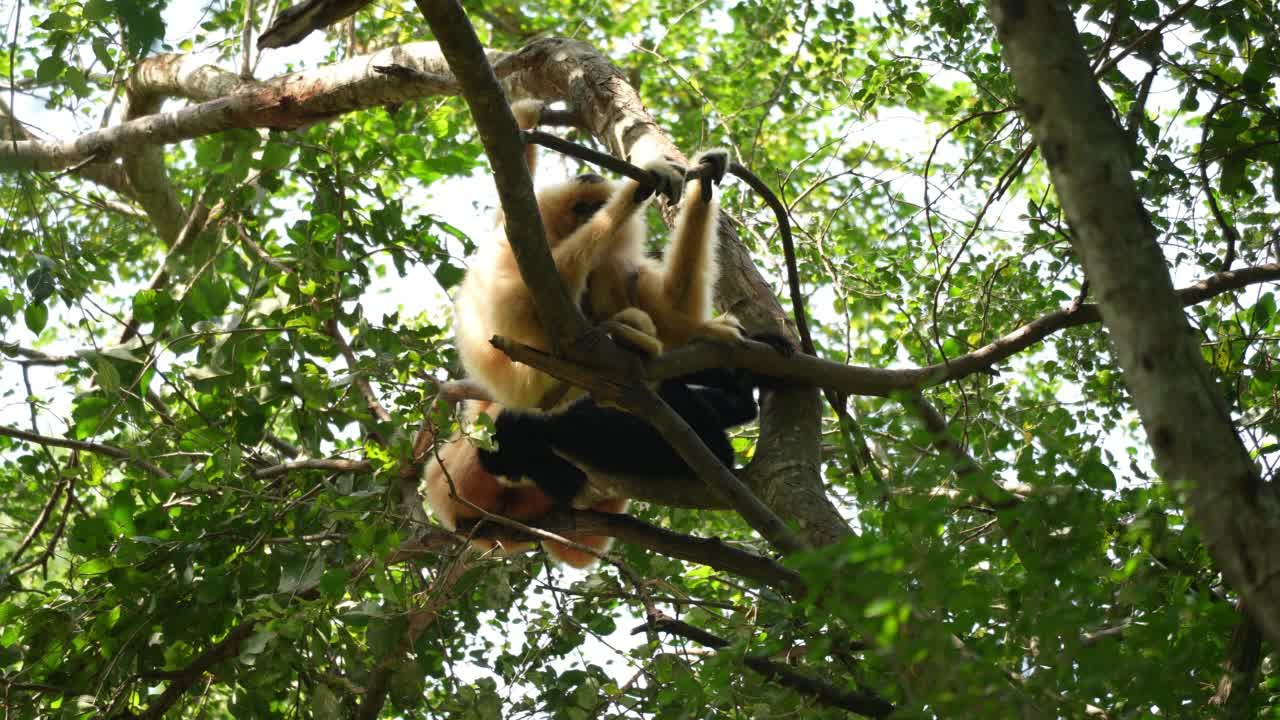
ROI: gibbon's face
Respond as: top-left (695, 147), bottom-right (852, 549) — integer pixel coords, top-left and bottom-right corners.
top-left (537, 174), bottom-right (616, 246)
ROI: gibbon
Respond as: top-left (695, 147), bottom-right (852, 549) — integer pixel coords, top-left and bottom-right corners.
top-left (454, 100), bottom-right (681, 411)
top-left (477, 366), bottom-right (774, 508)
top-left (424, 98), bottom-right (759, 567)
top-left (425, 368), bottom-right (777, 568)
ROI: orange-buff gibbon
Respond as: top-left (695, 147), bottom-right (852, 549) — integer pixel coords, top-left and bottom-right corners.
top-left (424, 99), bottom-right (742, 567)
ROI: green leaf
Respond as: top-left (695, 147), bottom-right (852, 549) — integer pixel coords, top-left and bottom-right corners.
top-left (83, 0), bottom-right (112, 21)
top-left (1080, 458), bottom-right (1116, 491)
top-left (23, 302), bottom-right (48, 334)
top-left (67, 517), bottom-right (112, 555)
top-left (95, 357), bottom-right (121, 393)
top-left (433, 261), bottom-right (465, 289)
top-left (115, 0), bottom-right (166, 58)
top-left (35, 56), bottom-right (65, 83)
top-left (312, 684), bottom-right (343, 720)
top-left (26, 263), bottom-right (55, 304)
top-left (319, 569), bottom-right (349, 602)
top-left (91, 37), bottom-right (115, 70)
top-left (1219, 154), bottom-right (1249, 195)
top-left (259, 141), bottom-right (294, 170)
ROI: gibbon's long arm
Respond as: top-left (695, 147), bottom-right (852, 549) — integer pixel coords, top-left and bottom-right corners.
top-left (662, 150), bottom-right (730, 318)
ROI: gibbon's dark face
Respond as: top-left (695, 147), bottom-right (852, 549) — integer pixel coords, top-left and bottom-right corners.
top-left (571, 199), bottom-right (606, 220)
top-left (537, 175), bottom-right (618, 246)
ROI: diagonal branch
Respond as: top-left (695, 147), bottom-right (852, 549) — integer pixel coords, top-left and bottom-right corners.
top-left (638, 613), bottom-right (894, 718)
top-left (469, 509), bottom-right (805, 595)
top-left (0, 424), bottom-right (172, 479)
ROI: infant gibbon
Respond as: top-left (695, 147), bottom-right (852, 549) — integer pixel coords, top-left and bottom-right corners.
top-left (425, 99), bottom-right (751, 567)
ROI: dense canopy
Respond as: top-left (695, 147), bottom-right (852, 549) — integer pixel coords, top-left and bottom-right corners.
top-left (0, 0), bottom-right (1278, 717)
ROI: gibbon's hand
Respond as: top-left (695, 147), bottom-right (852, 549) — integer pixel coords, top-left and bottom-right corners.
top-left (635, 158), bottom-right (686, 204)
top-left (690, 149), bottom-right (730, 203)
top-left (749, 331), bottom-right (798, 357)
top-left (510, 98), bottom-right (545, 130)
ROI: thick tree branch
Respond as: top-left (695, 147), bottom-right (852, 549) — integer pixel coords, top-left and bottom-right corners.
top-left (0, 43), bottom-right (473, 172)
top-left (414, 0), bottom-right (589, 350)
top-left (469, 509), bottom-right (804, 595)
top-left (0, 96), bottom-right (135, 198)
top-left (638, 613), bottom-right (894, 718)
top-left (1210, 599), bottom-right (1263, 716)
top-left (984, 0), bottom-right (1280, 645)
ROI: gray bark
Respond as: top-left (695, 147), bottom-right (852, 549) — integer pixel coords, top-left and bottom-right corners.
top-left (983, 0), bottom-right (1280, 644)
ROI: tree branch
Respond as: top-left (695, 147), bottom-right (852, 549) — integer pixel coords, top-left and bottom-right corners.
top-left (638, 613), bottom-right (894, 718)
top-left (469, 509), bottom-right (803, 594)
top-left (647, 263), bottom-right (1280, 396)
top-left (414, 0), bottom-right (588, 350)
top-left (0, 42), bottom-right (473, 172)
top-left (251, 457), bottom-right (374, 479)
top-left (0, 425), bottom-right (172, 479)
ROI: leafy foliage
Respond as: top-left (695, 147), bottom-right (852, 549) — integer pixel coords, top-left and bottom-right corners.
top-left (0, 0), bottom-right (1277, 717)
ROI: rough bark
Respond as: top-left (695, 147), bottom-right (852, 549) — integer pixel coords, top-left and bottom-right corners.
top-left (983, 0), bottom-right (1280, 644)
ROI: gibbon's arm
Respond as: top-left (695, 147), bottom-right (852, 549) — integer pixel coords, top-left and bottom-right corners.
top-left (661, 150), bottom-right (730, 318)
top-left (549, 161), bottom-right (683, 298)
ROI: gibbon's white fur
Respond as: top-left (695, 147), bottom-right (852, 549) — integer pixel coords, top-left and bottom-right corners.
top-left (424, 98), bottom-right (738, 567)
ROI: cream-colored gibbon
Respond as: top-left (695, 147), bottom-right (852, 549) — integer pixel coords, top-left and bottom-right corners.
top-left (423, 99), bottom-right (776, 567)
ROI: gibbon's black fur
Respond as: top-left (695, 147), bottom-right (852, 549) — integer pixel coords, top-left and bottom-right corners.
top-left (477, 360), bottom-right (786, 507)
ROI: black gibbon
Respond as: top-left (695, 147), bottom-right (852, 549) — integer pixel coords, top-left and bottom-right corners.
top-left (422, 369), bottom-right (771, 568)
top-left (476, 366), bottom-right (771, 508)
top-left (424, 99), bottom-right (757, 567)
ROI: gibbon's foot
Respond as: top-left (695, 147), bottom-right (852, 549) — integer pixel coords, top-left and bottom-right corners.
top-left (510, 98), bottom-right (545, 129)
top-left (690, 149), bottom-right (730, 202)
top-left (635, 158), bottom-right (686, 204)
top-left (600, 307), bottom-right (664, 356)
top-left (692, 313), bottom-right (747, 344)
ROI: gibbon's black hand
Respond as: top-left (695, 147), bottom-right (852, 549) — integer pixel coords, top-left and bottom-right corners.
top-left (635, 159), bottom-right (686, 204)
top-left (750, 331), bottom-right (798, 357)
top-left (690, 149), bottom-right (730, 203)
